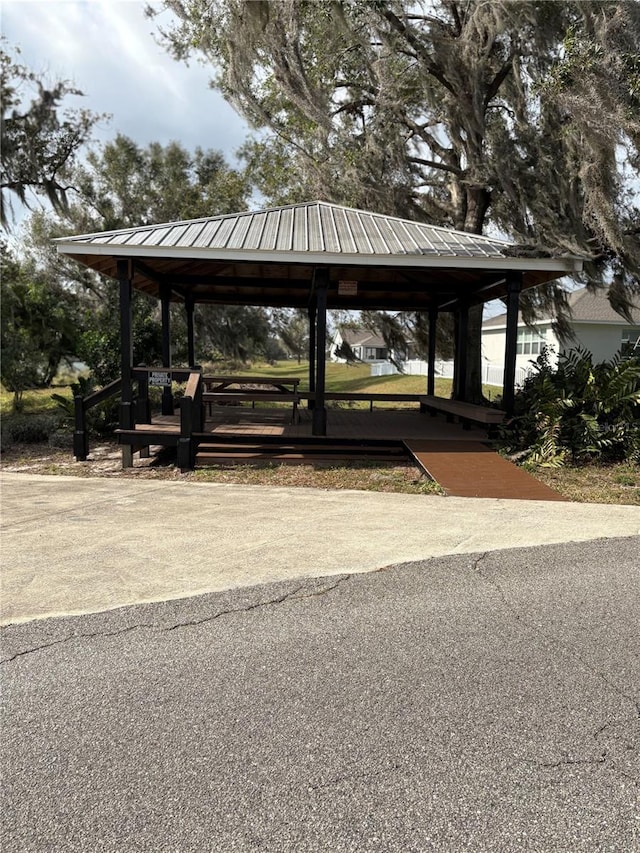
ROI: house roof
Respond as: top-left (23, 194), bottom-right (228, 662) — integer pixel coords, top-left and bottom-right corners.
top-left (337, 328), bottom-right (388, 349)
top-left (55, 200), bottom-right (582, 312)
top-left (482, 286), bottom-right (640, 329)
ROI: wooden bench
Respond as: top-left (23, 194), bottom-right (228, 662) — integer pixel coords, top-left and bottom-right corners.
top-left (419, 395), bottom-right (506, 430)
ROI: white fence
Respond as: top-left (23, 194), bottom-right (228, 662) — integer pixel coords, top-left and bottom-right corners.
top-left (371, 359), bottom-right (529, 387)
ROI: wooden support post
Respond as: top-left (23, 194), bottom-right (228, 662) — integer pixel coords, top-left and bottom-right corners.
top-left (118, 259), bottom-right (134, 468)
top-left (160, 284), bottom-right (174, 415)
top-left (427, 308), bottom-right (437, 397)
top-left (308, 301), bottom-right (316, 410)
top-left (185, 295), bottom-right (196, 367)
top-left (503, 272), bottom-right (522, 416)
top-left (454, 301), bottom-right (469, 401)
top-left (177, 395), bottom-right (194, 472)
top-left (312, 268), bottom-right (329, 436)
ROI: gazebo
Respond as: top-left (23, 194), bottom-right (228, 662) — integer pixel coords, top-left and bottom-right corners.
top-left (56, 201), bottom-right (582, 467)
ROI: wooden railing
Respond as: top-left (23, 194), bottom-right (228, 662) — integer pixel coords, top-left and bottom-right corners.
top-left (177, 370), bottom-right (204, 471)
top-left (299, 391), bottom-right (423, 412)
top-left (132, 367), bottom-right (196, 422)
top-left (73, 378), bottom-right (123, 461)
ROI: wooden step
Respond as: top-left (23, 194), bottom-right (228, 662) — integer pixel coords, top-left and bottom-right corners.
top-left (195, 450), bottom-right (409, 466)
top-left (195, 437), bottom-right (408, 467)
top-left (196, 442), bottom-right (406, 456)
top-left (191, 433), bottom-right (402, 448)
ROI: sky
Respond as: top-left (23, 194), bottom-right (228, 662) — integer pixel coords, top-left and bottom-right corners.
top-left (2, 0), bottom-right (509, 320)
top-left (2, 0), bottom-right (250, 160)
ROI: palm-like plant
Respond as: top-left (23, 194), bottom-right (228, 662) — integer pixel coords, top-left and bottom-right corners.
top-left (499, 347), bottom-right (640, 466)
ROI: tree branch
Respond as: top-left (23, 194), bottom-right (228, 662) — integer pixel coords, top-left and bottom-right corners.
top-left (409, 156), bottom-right (462, 176)
top-left (484, 56), bottom-right (515, 109)
top-left (379, 8), bottom-right (456, 95)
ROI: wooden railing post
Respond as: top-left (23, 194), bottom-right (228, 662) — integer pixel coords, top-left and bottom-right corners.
top-left (177, 370), bottom-right (202, 471)
top-left (135, 369), bottom-right (151, 425)
top-left (177, 397), bottom-right (193, 471)
top-left (73, 394), bottom-right (88, 461)
top-left (194, 373), bottom-right (204, 432)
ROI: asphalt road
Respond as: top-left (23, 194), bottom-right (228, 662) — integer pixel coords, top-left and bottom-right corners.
top-left (2, 537), bottom-right (639, 852)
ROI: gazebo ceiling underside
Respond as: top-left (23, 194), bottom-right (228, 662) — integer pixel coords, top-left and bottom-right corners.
top-left (62, 250), bottom-right (563, 312)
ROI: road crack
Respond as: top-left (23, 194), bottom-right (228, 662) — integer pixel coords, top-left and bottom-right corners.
top-left (307, 761), bottom-right (402, 792)
top-left (523, 753), bottom-right (608, 770)
top-left (1, 576), bottom-right (351, 662)
top-left (167, 575), bottom-right (351, 632)
top-left (0, 622), bottom-right (157, 664)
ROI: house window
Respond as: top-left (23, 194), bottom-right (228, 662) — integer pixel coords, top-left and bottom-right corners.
top-left (516, 328), bottom-right (545, 356)
top-left (621, 327), bottom-right (640, 356)
top-left (364, 347), bottom-right (377, 359)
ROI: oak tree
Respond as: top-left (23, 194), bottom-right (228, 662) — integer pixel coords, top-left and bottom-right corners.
top-left (1, 43), bottom-right (103, 227)
top-left (150, 0), bottom-right (640, 400)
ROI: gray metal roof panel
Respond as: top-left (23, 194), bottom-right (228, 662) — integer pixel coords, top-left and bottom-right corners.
top-left (54, 200), bottom-right (531, 262)
top-left (274, 208), bottom-right (292, 251)
top-left (181, 221), bottom-right (208, 246)
top-left (260, 210), bottom-right (280, 251)
top-left (293, 205), bottom-right (308, 252)
top-left (226, 214), bottom-right (252, 250)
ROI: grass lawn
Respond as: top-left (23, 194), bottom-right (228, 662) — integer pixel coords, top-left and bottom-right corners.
top-left (530, 462), bottom-right (640, 505)
top-left (0, 385), bottom-right (72, 416)
top-left (2, 364), bottom-right (637, 505)
top-left (213, 360), bottom-right (502, 401)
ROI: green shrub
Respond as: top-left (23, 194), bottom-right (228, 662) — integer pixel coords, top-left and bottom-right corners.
top-left (89, 398), bottom-right (119, 436)
top-left (1, 413), bottom-right (61, 447)
top-left (498, 348), bottom-right (640, 466)
top-left (48, 429), bottom-right (75, 449)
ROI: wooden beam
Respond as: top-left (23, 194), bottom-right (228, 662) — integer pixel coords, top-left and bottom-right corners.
top-left (118, 259), bottom-right (134, 468)
top-left (308, 301), bottom-right (316, 410)
top-left (454, 301), bottom-right (469, 401)
top-left (160, 283), bottom-right (174, 415)
top-left (503, 272), bottom-right (522, 415)
top-left (185, 295), bottom-right (196, 367)
top-left (312, 268), bottom-right (329, 436)
top-left (427, 308), bottom-right (437, 396)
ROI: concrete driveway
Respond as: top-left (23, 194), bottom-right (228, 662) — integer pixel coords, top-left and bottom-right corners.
top-left (2, 472), bottom-right (639, 624)
top-left (2, 473), bottom-right (639, 851)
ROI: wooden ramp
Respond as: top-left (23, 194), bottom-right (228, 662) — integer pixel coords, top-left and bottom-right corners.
top-left (404, 440), bottom-right (567, 501)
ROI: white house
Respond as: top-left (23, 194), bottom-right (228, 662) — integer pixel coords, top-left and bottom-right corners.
top-left (330, 327), bottom-right (389, 363)
top-left (482, 287), bottom-right (640, 376)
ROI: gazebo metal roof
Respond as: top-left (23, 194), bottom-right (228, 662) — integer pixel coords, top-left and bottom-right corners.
top-left (56, 201), bottom-right (582, 312)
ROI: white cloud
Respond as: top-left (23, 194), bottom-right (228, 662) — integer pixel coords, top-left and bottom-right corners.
top-left (2, 0), bottom-right (249, 158)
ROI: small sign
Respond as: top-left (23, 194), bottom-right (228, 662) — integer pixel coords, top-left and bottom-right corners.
top-left (338, 280), bottom-right (358, 296)
top-left (149, 371), bottom-right (171, 387)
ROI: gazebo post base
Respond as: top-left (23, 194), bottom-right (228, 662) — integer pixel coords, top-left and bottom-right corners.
top-left (312, 407), bottom-right (327, 436)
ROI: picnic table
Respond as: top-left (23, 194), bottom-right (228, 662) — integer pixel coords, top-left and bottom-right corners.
top-left (202, 375), bottom-right (301, 423)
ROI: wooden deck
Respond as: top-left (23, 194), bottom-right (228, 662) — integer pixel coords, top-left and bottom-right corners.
top-left (204, 405), bottom-right (480, 441)
top-left (121, 407), bottom-right (564, 501)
